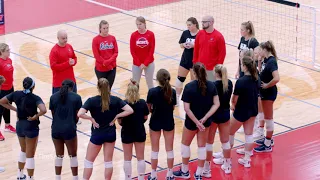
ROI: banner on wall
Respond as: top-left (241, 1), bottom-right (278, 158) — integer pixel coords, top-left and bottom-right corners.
top-left (0, 0), bottom-right (4, 25)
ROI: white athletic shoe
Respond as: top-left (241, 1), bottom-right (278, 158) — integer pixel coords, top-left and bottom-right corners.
top-left (236, 148), bottom-right (253, 156)
top-left (221, 163), bottom-right (231, 174)
top-left (0, 167), bottom-right (5, 173)
top-left (202, 169), bottom-right (211, 178)
top-left (213, 157), bottom-right (224, 165)
top-left (212, 151), bottom-right (223, 158)
top-left (238, 157), bottom-right (251, 168)
top-left (253, 127), bottom-right (265, 140)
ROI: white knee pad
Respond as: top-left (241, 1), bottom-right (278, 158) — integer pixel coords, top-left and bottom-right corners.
top-left (70, 156), bottom-right (78, 167)
top-left (84, 159), bottom-right (93, 169)
top-left (206, 143), bottom-right (213, 151)
top-left (137, 160), bottom-right (146, 174)
top-left (167, 150), bottom-right (174, 159)
top-left (151, 151), bottom-right (159, 160)
top-left (123, 161), bottom-right (132, 176)
top-left (265, 119), bottom-right (274, 131)
top-left (19, 151), bottom-right (26, 163)
top-left (175, 77), bottom-right (184, 88)
top-left (245, 135), bottom-right (254, 144)
top-left (55, 156), bottom-right (63, 167)
top-left (221, 142), bottom-right (231, 150)
top-left (181, 144), bottom-right (190, 158)
top-left (104, 161), bottom-right (113, 169)
top-left (197, 147), bottom-right (206, 160)
top-left (26, 158), bottom-right (35, 169)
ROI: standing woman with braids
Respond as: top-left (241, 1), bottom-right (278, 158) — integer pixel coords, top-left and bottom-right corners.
top-left (92, 20), bottom-right (119, 89)
top-left (254, 41), bottom-right (280, 152)
top-left (0, 77), bottom-right (47, 180)
top-left (0, 43), bottom-right (16, 141)
top-left (203, 64), bottom-right (233, 176)
top-left (173, 62), bottom-right (220, 180)
top-left (229, 56), bottom-right (259, 168)
top-left (78, 78), bottom-right (133, 180)
top-left (49, 79), bottom-right (82, 180)
top-left (146, 69), bottom-right (176, 180)
top-left (236, 21), bottom-right (259, 78)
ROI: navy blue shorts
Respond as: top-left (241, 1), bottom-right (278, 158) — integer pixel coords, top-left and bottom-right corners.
top-left (16, 120), bottom-right (39, 138)
top-left (149, 120), bottom-right (175, 132)
top-left (52, 84), bottom-right (77, 94)
top-left (260, 86), bottom-right (277, 101)
top-left (90, 131), bottom-right (116, 145)
top-left (180, 57), bottom-right (193, 70)
top-left (212, 109), bottom-right (230, 124)
top-left (52, 130), bottom-right (77, 141)
top-left (185, 118), bottom-right (212, 131)
top-left (121, 130), bottom-right (146, 144)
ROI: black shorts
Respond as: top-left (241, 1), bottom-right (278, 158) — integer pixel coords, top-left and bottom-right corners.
top-left (233, 111), bottom-right (257, 123)
top-left (184, 118), bottom-right (212, 131)
top-left (211, 109), bottom-right (230, 124)
top-left (149, 119), bottom-right (175, 132)
top-left (260, 86), bottom-right (277, 101)
top-left (16, 120), bottom-right (39, 138)
top-left (94, 68), bottom-right (116, 89)
top-left (90, 131), bottom-right (116, 145)
top-left (121, 130), bottom-right (146, 144)
top-left (52, 130), bottom-right (77, 141)
top-left (180, 57), bottom-right (193, 70)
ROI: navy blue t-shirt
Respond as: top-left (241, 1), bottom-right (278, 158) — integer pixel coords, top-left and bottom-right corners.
top-left (49, 92), bottom-right (82, 133)
top-left (147, 86), bottom-right (176, 129)
top-left (121, 99), bottom-right (149, 134)
top-left (82, 95), bottom-right (126, 135)
top-left (179, 30), bottom-right (197, 63)
top-left (214, 80), bottom-right (233, 112)
top-left (6, 91), bottom-right (43, 123)
top-left (260, 56), bottom-right (278, 85)
top-left (182, 80), bottom-right (218, 122)
top-left (233, 75), bottom-right (259, 121)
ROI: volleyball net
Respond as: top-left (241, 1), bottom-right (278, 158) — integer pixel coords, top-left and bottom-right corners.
top-left (90, 0), bottom-right (319, 68)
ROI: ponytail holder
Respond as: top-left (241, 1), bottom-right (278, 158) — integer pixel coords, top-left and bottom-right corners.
top-left (23, 78), bottom-right (35, 94)
top-left (130, 78), bottom-right (136, 85)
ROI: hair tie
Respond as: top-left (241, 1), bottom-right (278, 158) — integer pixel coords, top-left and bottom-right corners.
top-left (130, 78), bottom-right (136, 85)
top-left (23, 78), bottom-right (35, 94)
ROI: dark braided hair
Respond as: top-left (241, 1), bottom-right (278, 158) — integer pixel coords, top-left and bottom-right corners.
top-left (60, 79), bottom-right (74, 104)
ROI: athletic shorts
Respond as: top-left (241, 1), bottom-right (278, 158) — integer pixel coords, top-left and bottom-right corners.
top-left (90, 131), bottom-right (116, 145)
top-left (180, 57), bottom-right (193, 70)
top-left (211, 109), bottom-right (230, 124)
top-left (121, 130), bottom-right (146, 144)
top-left (16, 120), bottom-right (39, 138)
top-left (149, 119), bottom-right (175, 132)
top-left (184, 118), bottom-right (212, 131)
top-left (260, 86), bottom-right (277, 101)
top-left (52, 130), bottom-right (77, 141)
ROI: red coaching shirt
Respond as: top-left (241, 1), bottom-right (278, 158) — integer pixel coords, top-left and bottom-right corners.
top-left (130, 30), bottom-right (155, 66)
top-left (49, 44), bottom-right (77, 88)
top-left (0, 57), bottom-right (14, 90)
top-left (193, 29), bottom-right (226, 70)
top-left (92, 35), bottom-right (118, 72)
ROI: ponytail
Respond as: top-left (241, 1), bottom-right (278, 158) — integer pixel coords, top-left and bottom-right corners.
top-left (60, 79), bottom-right (74, 104)
top-left (97, 78), bottom-right (110, 112)
top-left (242, 56), bottom-right (258, 81)
top-left (193, 62), bottom-right (207, 96)
top-left (241, 21), bottom-right (255, 37)
top-left (125, 79), bottom-right (140, 104)
top-left (260, 40), bottom-right (278, 60)
top-left (156, 69), bottom-right (172, 104)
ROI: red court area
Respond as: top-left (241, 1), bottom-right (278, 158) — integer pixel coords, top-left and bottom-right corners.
top-left (0, 0), bottom-right (179, 35)
top-left (156, 122), bottom-right (320, 180)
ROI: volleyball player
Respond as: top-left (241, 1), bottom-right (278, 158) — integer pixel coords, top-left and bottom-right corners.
top-left (49, 30), bottom-right (78, 94)
top-left (236, 21), bottom-right (259, 78)
top-left (77, 78), bottom-right (133, 180)
top-left (254, 41), bottom-right (280, 152)
top-left (49, 79), bottom-right (82, 180)
top-left (92, 20), bottom-right (119, 89)
top-left (146, 69), bottom-right (176, 180)
top-left (0, 43), bottom-right (16, 141)
top-left (193, 16), bottom-right (226, 81)
top-left (175, 17), bottom-right (199, 106)
top-left (0, 77), bottom-right (47, 180)
top-left (130, 16), bottom-right (155, 90)
top-left (173, 63), bottom-right (220, 179)
top-left (120, 79), bottom-right (149, 180)
top-left (0, 75), bottom-right (5, 173)
top-left (203, 64), bottom-right (233, 176)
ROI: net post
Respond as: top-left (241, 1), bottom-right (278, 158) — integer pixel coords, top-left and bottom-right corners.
top-left (311, 7), bottom-right (317, 67)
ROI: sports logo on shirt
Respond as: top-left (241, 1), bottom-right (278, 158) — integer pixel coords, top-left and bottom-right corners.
top-left (136, 37), bottom-right (149, 48)
top-left (240, 43), bottom-right (249, 50)
top-left (186, 38), bottom-right (195, 45)
top-left (261, 62), bottom-right (266, 72)
top-left (100, 42), bottom-right (114, 50)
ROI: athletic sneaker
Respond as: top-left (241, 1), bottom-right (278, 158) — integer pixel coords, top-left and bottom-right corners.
top-left (173, 169), bottom-right (190, 179)
top-left (5, 125), bottom-right (16, 133)
top-left (193, 173), bottom-right (202, 180)
top-left (147, 175), bottom-right (157, 180)
top-left (253, 127), bottom-right (264, 140)
top-left (166, 176), bottom-right (174, 180)
top-left (255, 138), bottom-right (274, 146)
top-left (213, 157), bottom-right (224, 165)
top-left (0, 167), bottom-right (5, 173)
top-left (221, 163), bottom-right (231, 174)
top-left (212, 151), bottom-right (223, 158)
top-left (0, 132), bottom-right (4, 141)
top-left (202, 169), bottom-right (211, 178)
top-left (238, 158), bottom-right (251, 168)
top-left (17, 174), bottom-right (26, 180)
top-left (254, 144), bottom-right (272, 152)
top-left (236, 148), bottom-right (253, 156)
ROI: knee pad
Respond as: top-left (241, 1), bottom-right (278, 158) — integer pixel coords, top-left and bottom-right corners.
top-left (104, 161), bottom-right (113, 169)
top-left (151, 151), bottom-right (159, 160)
top-left (55, 156), bottom-right (63, 167)
top-left (84, 159), bottom-right (93, 169)
top-left (206, 143), bottom-right (213, 152)
top-left (229, 135), bottom-right (235, 147)
top-left (175, 76), bottom-right (186, 88)
top-left (265, 119), bottom-right (274, 131)
top-left (166, 150), bottom-right (174, 159)
top-left (221, 142), bottom-right (230, 150)
top-left (245, 135), bottom-right (254, 144)
top-left (19, 151), bottom-right (26, 163)
top-left (197, 147), bottom-right (206, 160)
top-left (137, 160), bottom-right (146, 174)
top-left (70, 156), bottom-right (78, 167)
top-left (123, 161), bottom-right (132, 175)
top-left (26, 158), bottom-right (35, 169)
top-left (181, 144), bottom-right (190, 158)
